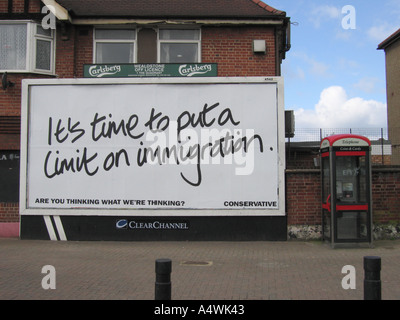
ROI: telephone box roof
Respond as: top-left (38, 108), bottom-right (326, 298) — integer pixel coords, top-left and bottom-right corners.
top-left (320, 134), bottom-right (371, 148)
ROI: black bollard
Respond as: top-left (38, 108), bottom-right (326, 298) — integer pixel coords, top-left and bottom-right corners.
top-left (155, 258), bottom-right (172, 300)
top-left (364, 256), bottom-right (381, 300)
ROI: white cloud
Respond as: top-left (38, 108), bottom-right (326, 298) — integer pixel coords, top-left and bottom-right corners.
top-left (309, 59), bottom-right (329, 77)
top-left (310, 5), bottom-right (340, 28)
top-left (335, 29), bottom-right (352, 41)
top-left (294, 86), bottom-right (387, 128)
top-left (389, 1), bottom-right (400, 15)
top-left (353, 77), bottom-right (380, 94)
top-left (367, 22), bottom-right (398, 42)
top-left (338, 58), bottom-right (360, 71)
top-left (314, 5), bottom-right (340, 18)
top-left (282, 60), bottom-right (305, 80)
top-left (291, 52), bottom-right (332, 78)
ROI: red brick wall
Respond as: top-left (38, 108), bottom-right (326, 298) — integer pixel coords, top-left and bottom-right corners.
top-left (0, 203), bottom-right (19, 223)
top-left (0, 134), bottom-right (19, 150)
top-left (287, 169), bottom-right (400, 226)
top-left (55, 27), bottom-right (76, 78)
top-left (286, 170), bottom-right (321, 226)
top-left (0, 74), bottom-right (55, 118)
top-left (74, 27), bottom-right (94, 78)
top-left (202, 26), bottom-right (276, 76)
top-left (0, 0), bottom-right (42, 14)
top-left (372, 169), bottom-right (400, 224)
top-left (0, 1), bottom-right (8, 12)
top-left (0, 73), bottom-right (53, 150)
top-left (54, 25), bottom-right (94, 77)
top-left (28, 0), bottom-right (42, 13)
top-left (12, 0), bottom-right (26, 13)
top-left (0, 74), bottom-right (24, 117)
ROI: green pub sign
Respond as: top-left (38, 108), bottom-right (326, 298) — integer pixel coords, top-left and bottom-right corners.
top-left (84, 63), bottom-right (218, 78)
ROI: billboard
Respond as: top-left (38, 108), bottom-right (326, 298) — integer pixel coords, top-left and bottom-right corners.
top-left (20, 77), bottom-right (285, 216)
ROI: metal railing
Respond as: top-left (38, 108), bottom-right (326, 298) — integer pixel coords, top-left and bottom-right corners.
top-left (287, 128), bottom-right (399, 167)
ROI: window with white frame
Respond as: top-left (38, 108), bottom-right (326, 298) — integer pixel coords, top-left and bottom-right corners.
top-left (35, 24), bottom-right (54, 71)
top-left (94, 29), bottom-right (136, 63)
top-left (0, 22), bottom-right (55, 74)
top-left (159, 29), bottom-right (200, 63)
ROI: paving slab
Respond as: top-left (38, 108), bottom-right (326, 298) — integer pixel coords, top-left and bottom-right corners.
top-left (0, 238), bottom-right (399, 300)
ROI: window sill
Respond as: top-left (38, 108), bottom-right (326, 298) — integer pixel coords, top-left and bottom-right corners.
top-left (0, 70), bottom-right (56, 76)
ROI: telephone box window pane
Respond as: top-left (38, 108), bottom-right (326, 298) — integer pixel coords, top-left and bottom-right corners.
top-left (160, 43), bottom-right (198, 63)
top-left (337, 211), bottom-right (368, 240)
top-left (96, 43), bottom-right (134, 63)
top-left (358, 156), bottom-right (367, 203)
top-left (322, 156), bottom-right (330, 201)
top-left (335, 156), bottom-right (367, 203)
top-left (323, 210), bottom-right (331, 240)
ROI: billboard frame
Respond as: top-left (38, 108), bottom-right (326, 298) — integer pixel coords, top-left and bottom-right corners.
top-left (20, 77), bottom-right (285, 217)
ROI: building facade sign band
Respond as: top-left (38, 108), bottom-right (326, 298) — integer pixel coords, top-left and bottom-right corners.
top-left (84, 63), bottom-right (218, 78)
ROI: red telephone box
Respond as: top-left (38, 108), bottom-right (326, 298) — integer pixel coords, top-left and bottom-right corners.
top-left (320, 134), bottom-right (372, 247)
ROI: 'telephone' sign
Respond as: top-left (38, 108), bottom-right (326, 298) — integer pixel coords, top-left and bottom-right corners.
top-left (20, 77), bottom-right (285, 216)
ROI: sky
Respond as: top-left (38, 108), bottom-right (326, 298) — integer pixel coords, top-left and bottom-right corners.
top-left (265, 0), bottom-right (400, 129)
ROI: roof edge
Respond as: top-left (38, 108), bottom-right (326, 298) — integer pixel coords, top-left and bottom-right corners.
top-left (42, 0), bottom-right (71, 21)
top-left (71, 18), bottom-right (285, 26)
top-left (250, 0), bottom-right (286, 16)
top-left (377, 28), bottom-right (400, 50)
top-left (52, 0), bottom-right (287, 20)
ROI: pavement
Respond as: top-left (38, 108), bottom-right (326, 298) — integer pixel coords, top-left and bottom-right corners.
top-left (0, 237), bottom-right (399, 300)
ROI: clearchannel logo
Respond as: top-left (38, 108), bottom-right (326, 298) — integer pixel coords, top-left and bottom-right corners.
top-left (116, 219), bottom-right (128, 229)
top-left (116, 219), bottom-right (189, 230)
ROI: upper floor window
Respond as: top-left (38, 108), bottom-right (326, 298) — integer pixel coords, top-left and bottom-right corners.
top-left (159, 29), bottom-right (200, 63)
top-left (94, 29), bottom-right (136, 63)
top-left (93, 27), bottom-right (201, 64)
top-left (0, 22), bottom-right (55, 74)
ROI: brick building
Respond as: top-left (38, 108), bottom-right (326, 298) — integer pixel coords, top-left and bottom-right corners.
top-left (0, 0), bottom-right (291, 239)
top-left (1, 0), bottom-right (399, 240)
top-left (378, 28), bottom-right (400, 165)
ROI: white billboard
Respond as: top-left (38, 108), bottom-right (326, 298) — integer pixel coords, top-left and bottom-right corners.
top-left (20, 77), bottom-right (285, 216)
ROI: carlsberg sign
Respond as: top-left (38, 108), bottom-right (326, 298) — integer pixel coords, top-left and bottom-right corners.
top-left (84, 63), bottom-right (217, 78)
